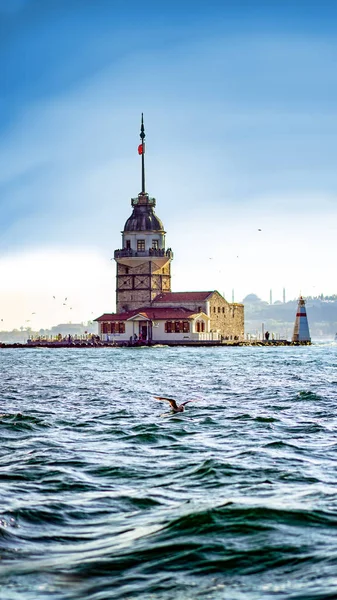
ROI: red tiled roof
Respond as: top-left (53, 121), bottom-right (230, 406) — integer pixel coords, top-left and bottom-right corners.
top-left (94, 310), bottom-right (138, 322)
top-left (153, 291), bottom-right (214, 303)
top-left (95, 306), bottom-right (208, 322)
top-left (138, 308), bottom-right (205, 320)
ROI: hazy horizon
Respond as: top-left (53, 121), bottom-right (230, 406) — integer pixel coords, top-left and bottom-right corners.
top-left (1, 0), bottom-right (336, 329)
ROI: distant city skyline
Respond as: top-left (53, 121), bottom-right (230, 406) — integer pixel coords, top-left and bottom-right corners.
top-left (1, 0), bottom-right (336, 329)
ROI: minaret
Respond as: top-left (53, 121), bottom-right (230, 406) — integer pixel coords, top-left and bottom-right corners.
top-left (292, 296), bottom-right (311, 342)
top-left (114, 115), bottom-right (173, 313)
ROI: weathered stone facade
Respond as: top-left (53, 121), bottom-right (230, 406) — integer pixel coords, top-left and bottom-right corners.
top-left (208, 294), bottom-right (244, 339)
top-left (116, 259), bottom-right (171, 313)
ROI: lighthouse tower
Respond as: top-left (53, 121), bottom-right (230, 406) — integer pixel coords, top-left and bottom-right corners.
top-left (292, 296), bottom-right (311, 342)
top-left (114, 115), bottom-right (173, 313)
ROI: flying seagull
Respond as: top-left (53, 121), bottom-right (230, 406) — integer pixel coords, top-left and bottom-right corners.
top-left (154, 396), bottom-right (195, 413)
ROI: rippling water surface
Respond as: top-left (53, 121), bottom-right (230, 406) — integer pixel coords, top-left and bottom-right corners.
top-left (1, 345), bottom-right (337, 599)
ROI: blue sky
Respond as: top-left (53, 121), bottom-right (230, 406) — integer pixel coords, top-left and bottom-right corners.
top-left (0, 0), bottom-right (336, 329)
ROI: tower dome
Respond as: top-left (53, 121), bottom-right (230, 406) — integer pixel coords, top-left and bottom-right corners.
top-left (123, 193), bottom-right (165, 232)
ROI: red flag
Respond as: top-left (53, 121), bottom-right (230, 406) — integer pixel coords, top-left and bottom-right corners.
top-left (138, 144), bottom-right (144, 155)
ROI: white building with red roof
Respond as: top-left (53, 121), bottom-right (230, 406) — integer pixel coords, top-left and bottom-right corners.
top-left (95, 116), bottom-right (244, 345)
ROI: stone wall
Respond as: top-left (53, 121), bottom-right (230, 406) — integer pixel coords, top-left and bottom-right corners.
top-left (116, 260), bottom-right (171, 313)
top-left (208, 293), bottom-right (244, 339)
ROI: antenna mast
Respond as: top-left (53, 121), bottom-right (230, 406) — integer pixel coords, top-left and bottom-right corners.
top-left (140, 113), bottom-right (145, 193)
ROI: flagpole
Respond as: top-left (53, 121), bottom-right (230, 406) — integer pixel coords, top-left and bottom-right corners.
top-left (140, 113), bottom-right (145, 194)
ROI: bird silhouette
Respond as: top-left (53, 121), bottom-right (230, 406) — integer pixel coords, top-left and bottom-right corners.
top-left (154, 396), bottom-right (195, 413)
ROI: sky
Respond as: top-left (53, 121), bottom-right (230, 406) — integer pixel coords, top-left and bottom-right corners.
top-left (0, 0), bottom-right (336, 330)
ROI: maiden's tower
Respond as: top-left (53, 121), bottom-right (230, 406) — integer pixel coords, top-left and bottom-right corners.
top-left (95, 116), bottom-right (244, 345)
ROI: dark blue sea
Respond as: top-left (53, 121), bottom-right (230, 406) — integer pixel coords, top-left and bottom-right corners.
top-left (1, 344), bottom-right (337, 600)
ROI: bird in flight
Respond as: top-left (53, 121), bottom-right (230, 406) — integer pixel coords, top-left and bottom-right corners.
top-left (154, 396), bottom-right (195, 413)
top-left (258, 228), bottom-right (262, 231)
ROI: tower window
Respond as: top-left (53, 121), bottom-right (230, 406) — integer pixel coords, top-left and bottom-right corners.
top-left (125, 267), bottom-right (129, 274)
top-left (137, 240), bottom-right (145, 251)
top-left (126, 240), bottom-right (131, 249)
top-left (152, 240), bottom-right (159, 249)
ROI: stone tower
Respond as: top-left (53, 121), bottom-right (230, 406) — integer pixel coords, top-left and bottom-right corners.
top-left (114, 115), bottom-right (173, 313)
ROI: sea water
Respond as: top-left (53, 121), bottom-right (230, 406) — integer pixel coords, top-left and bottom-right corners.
top-left (0, 344), bottom-right (337, 600)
